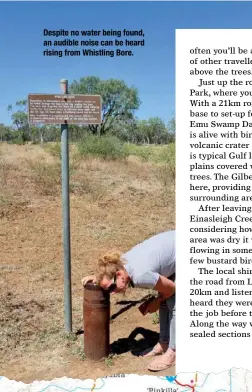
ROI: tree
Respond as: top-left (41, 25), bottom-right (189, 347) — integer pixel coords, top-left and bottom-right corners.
top-left (109, 116), bottom-right (138, 143)
top-left (128, 117), bottom-right (168, 144)
top-left (134, 120), bottom-right (150, 144)
top-left (7, 100), bottom-right (30, 143)
top-left (167, 117), bottom-right (175, 143)
top-left (69, 125), bottom-right (89, 141)
top-left (109, 117), bottom-right (170, 145)
top-left (7, 100), bottom-right (62, 144)
top-left (0, 124), bottom-right (12, 142)
top-left (146, 117), bottom-right (168, 144)
top-left (69, 76), bottom-right (141, 136)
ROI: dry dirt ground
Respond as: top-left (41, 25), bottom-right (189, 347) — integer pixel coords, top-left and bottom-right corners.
top-left (0, 143), bottom-right (175, 382)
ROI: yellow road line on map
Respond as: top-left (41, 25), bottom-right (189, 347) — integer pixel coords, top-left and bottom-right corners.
top-left (195, 372), bottom-right (198, 383)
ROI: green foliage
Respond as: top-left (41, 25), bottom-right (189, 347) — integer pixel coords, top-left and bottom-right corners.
top-left (154, 144), bottom-right (175, 199)
top-left (7, 100), bottom-right (61, 144)
top-left (113, 117), bottom-right (174, 145)
top-left (30, 125), bottom-right (60, 144)
top-left (154, 143), bottom-right (175, 164)
top-left (0, 124), bottom-right (12, 142)
top-left (134, 147), bottom-right (151, 162)
top-left (137, 117), bottom-right (168, 144)
top-left (6, 87), bottom-right (175, 146)
top-left (104, 354), bottom-right (114, 367)
top-left (69, 125), bottom-right (89, 141)
top-left (124, 144), bottom-right (152, 162)
top-left (166, 117), bottom-right (175, 143)
top-left (78, 135), bottom-right (129, 160)
top-left (11, 138), bottom-right (24, 145)
top-left (6, 85), bottom-right (175, 146)
top-left (167, 117), bottom-right (176, 133)
top-left (7, 100), bottom-right (31, 143)
top-left (73, 345), bottom-right (86, 361)
top-left (125, 143), bottom-right (175, 165)
top-left (70, 76), bottom-right (140, 136)
top-left (64, 332), bottom-right (77, 342)
top-left (151, 312), bottom-right (159, 325)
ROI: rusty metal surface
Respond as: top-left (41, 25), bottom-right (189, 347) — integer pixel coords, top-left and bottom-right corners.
top-left (84, 282), bottom-right (105, 291)
top-left (83, 283), bottom-right (110, 360)
top-left (28, 94), bottom-right (102, 124)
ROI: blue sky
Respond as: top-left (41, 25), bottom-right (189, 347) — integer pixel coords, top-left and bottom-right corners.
top-left (1, 1), bottom-right (252, 126)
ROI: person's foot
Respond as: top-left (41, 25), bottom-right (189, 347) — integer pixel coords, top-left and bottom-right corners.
top-left (147, 348), bottom-right (176, 371)
top-left (140, 342), bottom-right (168, 358)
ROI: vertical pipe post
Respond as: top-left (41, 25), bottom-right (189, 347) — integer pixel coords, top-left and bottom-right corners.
top-left (60, 79), bottom-right (72, 332)
top-left (83, 283), bottom-right (110, 360)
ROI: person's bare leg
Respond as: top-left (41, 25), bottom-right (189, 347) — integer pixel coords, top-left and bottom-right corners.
top-left (141, 300), bottom-right (169, 357)
top-left (148, 296), bottom-right (176, 371)
top-left (141, 342), bottom-right (168, 357)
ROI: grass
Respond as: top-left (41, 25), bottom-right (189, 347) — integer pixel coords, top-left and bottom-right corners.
top-left (73, 346), bottom-right (86, 361)
top-left (0, 159), bottom-right (18, 187)
top-left (0, 142), bottom-right (175, 379)
top-left (43, 142), bottom-right (81, 172)
top-left (78, 135), bottom-right (129, 161)
top-left (65, 332), bottom-right (78, 342)
top-left (104, 354), bottom-right (115, 367)
top-left (0, 195), bottom-right (10, 204)
top-left (70, 179), bottom-right (107, 202)
top-left (151, 312), bottom-right (160, 325)
top-left (156, 163), bottom-right (175, 187)
top-left (44, 139), bottom-right (175, 172)
top-left (24, 152), bottom-right (80, 197)
top-left (124, 144), bottom-right (152, 162)
top-left (125, 143), bottom-right (175, 165)
top-left (25, 157), bottom-right (62, 196)
top-left (0, 158), bottom-right (29, 217)
top-left (44, 142), bottom-right (61, 159)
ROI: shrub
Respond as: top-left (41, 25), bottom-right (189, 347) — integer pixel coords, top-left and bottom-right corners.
top-left (124, 144), bottom-right (152, 162)
top-left (11, 139), bottom-right (24, 145)
top-left (78, 135), bottom-right (129, 160)
top-left (157, 143), bottom-right (175, 166)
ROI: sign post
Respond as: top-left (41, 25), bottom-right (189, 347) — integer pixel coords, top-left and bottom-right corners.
top-left (28, 85), bottom-right (102, 333)
top-left (59, 79), bottom-right (72, 332)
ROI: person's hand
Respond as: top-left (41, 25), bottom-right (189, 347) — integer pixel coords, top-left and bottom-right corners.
top-left (140, 297), bottom-right (161, 316)
top-left (82, 275), bottom-right (97, 286)
top-left (145, 298), bottom-right (161, 314)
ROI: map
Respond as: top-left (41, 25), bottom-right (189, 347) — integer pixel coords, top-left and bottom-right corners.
top-left (0, 368), bottom-right (249, 392)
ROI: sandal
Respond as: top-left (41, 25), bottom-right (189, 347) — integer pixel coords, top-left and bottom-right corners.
top-left (148, 360), bottom-right (175, 372)
top-left (147, 349), bottom-right (175, 372)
